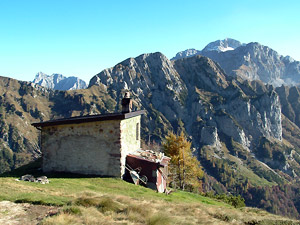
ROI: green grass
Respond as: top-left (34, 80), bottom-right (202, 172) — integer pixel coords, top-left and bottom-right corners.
top-left (0, 159), bottom-right (227, 207)
top-left (0, 176), bottom-right (298, 224)
top-left (0, 160), bottom-right (298, 224)
top-left (231, 156), bottom-right (275, 187)
top-left (0, 177), bottom-right (228, 207)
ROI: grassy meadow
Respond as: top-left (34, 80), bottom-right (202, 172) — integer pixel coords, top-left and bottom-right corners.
top-left (0, 172), bottom-right (299, 224)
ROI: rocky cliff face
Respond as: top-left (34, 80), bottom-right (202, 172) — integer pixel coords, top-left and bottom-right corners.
top-left (276, 85), bottom-right (300, 128)
top-left (89, 53), bottom-right (282, 152)
top-left (33, 72), bottom-right (87, 90)
top-left (174, 56), bottom-right (282, 149)
top-left (173, 39), bottom-right (300, 87)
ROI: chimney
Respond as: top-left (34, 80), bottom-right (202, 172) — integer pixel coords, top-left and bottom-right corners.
top-left (121, 92), bottom-right (132, 113)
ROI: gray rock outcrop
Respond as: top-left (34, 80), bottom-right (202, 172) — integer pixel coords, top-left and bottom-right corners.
top-left (200, 126), bottom-right (221, 149)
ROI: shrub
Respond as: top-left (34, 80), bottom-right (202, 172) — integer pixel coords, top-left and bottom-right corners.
top-left (229, 195), bottom-right (245, 208)
top-left (203, 193), bottom-right (245, 208)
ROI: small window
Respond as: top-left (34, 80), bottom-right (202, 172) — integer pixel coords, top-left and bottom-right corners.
top-left (136, 123), bottom-right (139, 140)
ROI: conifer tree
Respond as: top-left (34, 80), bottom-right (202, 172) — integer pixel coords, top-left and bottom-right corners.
top-left (163, 131), bottom-right (204, 191)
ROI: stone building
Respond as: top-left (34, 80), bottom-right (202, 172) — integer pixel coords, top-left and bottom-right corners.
top-left (32, 95), bottom-right (144, 177)
top-left (33, 94), bottom-right (171, 192)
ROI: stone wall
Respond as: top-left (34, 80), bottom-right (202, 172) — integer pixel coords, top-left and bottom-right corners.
top-left (120, 115), bottom-right (141, 176)
top-left (41, 120), bottom-right (122, 176)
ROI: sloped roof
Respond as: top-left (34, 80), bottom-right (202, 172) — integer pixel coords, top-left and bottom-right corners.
top-left (32, 110), bottom-right (145, 128)
top-left (127, 149), bottom-right (171, 167)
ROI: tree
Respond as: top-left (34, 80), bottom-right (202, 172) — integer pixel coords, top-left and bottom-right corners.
top-left (163, 131), bottom-right (204, 191)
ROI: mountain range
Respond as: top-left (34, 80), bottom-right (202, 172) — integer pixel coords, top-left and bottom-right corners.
top-left (32, 72), bottom-right (87, 90)
top-left (2, 39), bottom-right (300, 219)
top-left (31, 38), bottom-right (300, 91)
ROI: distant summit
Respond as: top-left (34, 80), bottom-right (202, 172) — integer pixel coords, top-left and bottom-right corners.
top-left (201, 38), bottom-right (243, 53)
top-left (33, 72), bottom-right (87, 90)
top-left (172, 39), bottom-right (300, 87)
top-left (172, 49), bottom-right (201, 61)
top-left (172, 38), bottom-right (243, 60)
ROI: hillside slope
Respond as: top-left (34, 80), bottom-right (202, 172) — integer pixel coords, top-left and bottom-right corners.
top-left (0, 175), bottom-right (298, 224)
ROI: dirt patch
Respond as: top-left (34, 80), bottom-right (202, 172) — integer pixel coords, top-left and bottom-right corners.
top-left (0, 201), bottom-right (59, 225)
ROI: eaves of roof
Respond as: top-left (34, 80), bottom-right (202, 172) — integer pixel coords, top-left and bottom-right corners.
top-left (32, 110), bottom-right (145, 128)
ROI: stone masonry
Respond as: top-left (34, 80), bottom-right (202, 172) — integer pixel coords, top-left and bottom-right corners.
top-left (34, 112), bottom-right (143, 177)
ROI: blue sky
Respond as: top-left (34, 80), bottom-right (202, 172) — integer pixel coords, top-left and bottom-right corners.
top-left (0, 0), bottom-right (299, 83)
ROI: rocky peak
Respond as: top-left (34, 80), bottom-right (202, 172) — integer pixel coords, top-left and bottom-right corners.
top-left (89, 52), bottom-right (183, 91)
top-left (171, 38), bottom-right (243, 61)
top-left (173, 39), bottom-right (300, 87)
top-left (199, 41), bottom-right (298, 86)
top-left (33, 72), bottom-right (87, 90)
top-left (282, 55), bottom-right (295, 64)
top-left (171, 49), bottom-right (201, 61)
top-left (89, 52), bottom-right (187, 122)
top-left (201, 38), bottom-right (243, 53)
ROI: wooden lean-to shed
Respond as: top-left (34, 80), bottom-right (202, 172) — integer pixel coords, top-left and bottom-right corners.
top-left (124, 150), bottom-right (170, 193)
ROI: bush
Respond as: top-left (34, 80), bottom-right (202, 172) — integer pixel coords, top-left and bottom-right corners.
top-left (228, 195), bottom-right (245, 208)
top-left (203, 193), bottom-right (245, 208)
